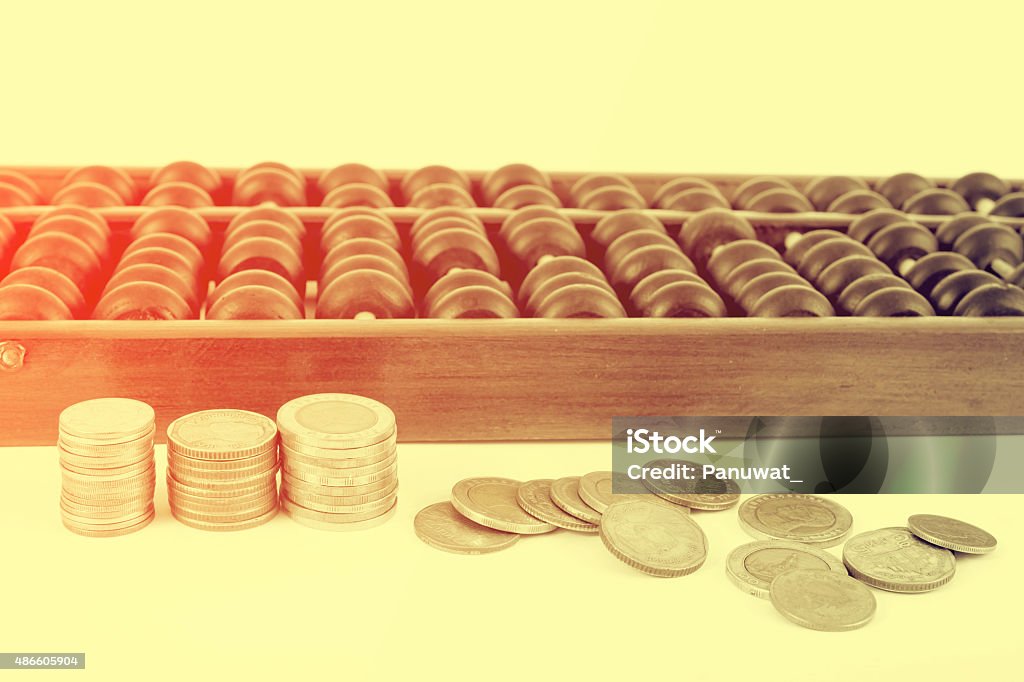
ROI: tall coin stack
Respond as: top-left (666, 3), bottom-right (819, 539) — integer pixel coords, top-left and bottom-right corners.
top-left (166, 409), bottom-right (280, 531)
top-left (58, 398), bottom-right (157, 537)
top-left (276, 394), bottom-right (398, 531)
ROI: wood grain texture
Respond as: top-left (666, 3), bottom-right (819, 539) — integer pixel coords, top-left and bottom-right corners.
top-left (0, 318), bottom-right (1022, 445)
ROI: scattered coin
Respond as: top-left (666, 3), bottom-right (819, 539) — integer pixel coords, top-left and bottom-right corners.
top-left (549, 476), bottom-right (602, 524)
top-left (843, 527), bottom-right (956, 592)
top-left (907, 514), bottom-right (997, 554)
top-left (517, 479), bottom-right (598, 533)
top-left (641, 459), bottom-right (740, 510)
top-left (451, 477), bottom-right (556, 534)
top-left (726, 540), bottom-right (847, 599)
top-left (415, 502), bottom-right (520, 554)
top-left (769, 569), bottom-right (876, 631)
top-left (599, 498), bottom-right (707, 577)
top-left (738, 493), bottom-right (852, 548)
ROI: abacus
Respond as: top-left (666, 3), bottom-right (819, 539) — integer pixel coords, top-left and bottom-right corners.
top-left (1, 163), bottom-right (1022, 445)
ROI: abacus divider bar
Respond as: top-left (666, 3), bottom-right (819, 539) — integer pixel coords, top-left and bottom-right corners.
top-left (4, 206), bottom-right (1024, 231)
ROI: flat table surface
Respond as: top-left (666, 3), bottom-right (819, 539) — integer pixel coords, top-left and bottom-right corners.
top-left (1, 441), bottom-right (1017, 681)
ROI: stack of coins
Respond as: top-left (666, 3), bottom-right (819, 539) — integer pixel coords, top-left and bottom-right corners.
top-left (58, 398), bottom-right (157, 537)
top-left (276, 394), bottom-right (398, 530)
top-left (166, 410), bottom-right (279, 531)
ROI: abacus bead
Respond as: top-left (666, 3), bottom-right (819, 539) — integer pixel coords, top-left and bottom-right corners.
top-left (876, 173), bottom-right (934, 209)
top-left (803, 176), bottom-right (868, 211)
top-left (104, 263), bottom-right (198, 315)
top-left (866, 222), bottom-right (939, 267)
top-left (518, 256), bottom-right (607, 307)
top-left (592, 210), bottom-right (666, 247)
top-left (1007, 263), bottom-right (1024, 288)
top-left (505, 217), bottom-right (585, 267)
top-left (412, 207), bottom-right (485, 240)
top-left (415, 228), bottom-right (500, 278)
top-left (28, 215), bottom-right (110, 263)
top-left (0, 267), bottom-right (85, 318)
top-left (707, 240), bottom-right (781, 284)
top-left (952, 224), bottom-right (1023, 271)
top-left (784, 230), bottom-right (847, 267)
top-left (209, 270), bottom-right (304, 315)
top-left (836, 275), bottom-right (910, 312)
top-left (0, 181), bottom-right (33, 207)
top-left (401, 166), bottom-right (470, 199)
top-left (413, 215), bottom-right (487, 252)
top-left (577, 186), bottom-right (646, 211)
top-left (930, 271), bottom-right (1003, 315)
top-left (902, 252), bottom-right (976, 299)
top-left (989, 192), bottom-right (1024, 217)
top-left (150, 161), bottom-right (222, 194)
top-left (533, 283), bottom-right (627, 318)
top-left (323, 239), bottom-right (407, 280)
top-left (236, 162), bottom-right (303, 187)
top-left (854, 287), bottom-right (935, 317)
top-left (316, 270), bottom-right (415, 319)
top-left (608, 244), bottom-right (696, 292)
top-left (736, 272), bottom-right (815, 312)
top-left (630, 269), bottom-right (706, 313)
top-left (481, 164), bottom-right (551, 206)
top-left (639, 281), bottom-right (726, 318)
top-left (570, 173), bottom-right (635, 203)
top-left (0, 283), bottom-right (74, 320)
top-left (430, 286), bottom-right (519, 319)
top-left (224, 220), bottom-right (303, 258)
top-left (408, 183), bottom-right (476, 209)
top-left (493, 185), bottom-right (562, 210)
top-left (92, 281), bottom-right (192, 320)
top-left (847, 209), bottom-right (908, 244)
top-left (0, 169), bottom-right (42, 202)
top-left (902, 188), bottom-right (970, 215)
top-left (953, 282), bottom-right (1024, 316)
top-left (732, 177), bottom-right (796, 209)
top-left (131, 207), bottom-right (212, 249)
top-left (721, 258), bottom-right (796, 299)
top-left (499, 206), bottom-right (569, 242)
top-left (52, 181), bottom-right (125, 207)
top-left (425, 270), bottom-right (514, 313)
top-left (218, 237), bottom-right (305, 294)
top-left (125, 233), bottom-right (206, 274)
top-left (604, 230), bottom-right (680, 273)
top-left (116, 246), bottom-right (197, 286)
top-left (206, 285), bottom-right (304, 320)
top-left (745, 188), bottom-right (813, 213)
top-left (322, 183), bottom-right (394, 209)
top-left (142, 182), bottom-right (214, 208)
top-left (815, 256), bottom-right (892, 300)
top-left (679, 209), bottom-right (756, 265)
top-left (798, 238), bottom-right (874, 282)
top-left (951, 172), bottom-right (1009, 209)
top-left (226, 207), bottom-right (306, 240)
top-left (827, 189), bottom-right (891, 214)
top-left (32, 206), bottom-right (111, 240)
top-left (12, 232), bottom-right (101, 290)
top-left (318, 163), bottom-right (389, 194)
top-left (321, 211), bottom-right (400, 251)
top-left (320, 255), bottom-right (411, 297)
top-left (232, 168), bottom-right (306, 206)
top-left (935, 213), bottom-right (990, 247)
top-left (748, 285), bottom-right (834, 317)
top-left (653, 177), bottom-right (717, 206)
top-left (62, 166), bottom-right (136, 203)
top-left (658, 188), bottom-right (729, 211)
top-left (526, 272), bottom-right (612, 316)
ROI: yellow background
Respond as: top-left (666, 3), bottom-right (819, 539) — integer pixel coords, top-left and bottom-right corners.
top-left (1, 1), bottom-right (1023, 680)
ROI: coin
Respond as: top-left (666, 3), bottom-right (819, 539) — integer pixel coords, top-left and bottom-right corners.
top-left (907, 514), bottom-right (997, 554)
top-left (415, 502), bottom-right (521, 554)
top-left (843, 527), bottom-right (956, 592)
top-left (281, 496), bottom-right (396, 531)
top-left (277, 393), bottom-right (395, 449)
top-left (62, 510), bottom-right (156, 538)
top-left (167, 409), bottom-right (278, 459)
top-left (451, 477), bottom-right (557, 534)
top-left (281, 430), bottom-right (397, 462)
top-left (640, 458), bottom-right (740, 510)
top-left (59, 398), bottom-right (155, 443)
top-left (281, 454), bottom-right (396, 486)
top-left (577, 470), bottom-right (648, 513)
top-left (738, 494), bottom-right (852, 548)
top-left (600, 498), bottom-right (707, 577)
top-left (516, 479), bottom-right (598, 533)
top-left (172, 506), bottom-right (278, 532)
top-left (726, 540), bottom-right (847, 599)
top-left (286, 479), bottom-right (398, 508)
top-left (549, 476), bottom-right (602, 524)
top-left (769, 569), bottom-right (876, 631)
top-left (282, 440), bottom-right (395, 469)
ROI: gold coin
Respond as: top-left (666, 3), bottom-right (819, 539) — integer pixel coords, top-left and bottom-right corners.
top-left (276, 393), bottom-right (396, 449)
top-left (451, 477), bottom-right (556, 535)
top-left (59, 398), bottom-right (155, 443)
top-left (282, 497), bottom-right (396, 532)
top-left (414, 501), bottom-right (519, 554)
top-left (63, 510), bottom-right (155, 537)
top-left (600, 498), bottom-right (708, 577)
top-left (172, 506), bottom-right (278, 532)
top-left (516, 479), bottom-right (598, 533)
top-left (280, 429), bottom-right (397, 462)
top-left (167, 409), bottom-right (278, 460)
top-left (549, 476), bottom-right (601, 524)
